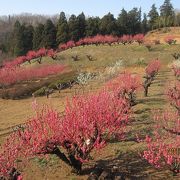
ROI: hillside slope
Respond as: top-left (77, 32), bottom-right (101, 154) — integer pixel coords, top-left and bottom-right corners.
top-left (145, 27), bottom-right (180, 43)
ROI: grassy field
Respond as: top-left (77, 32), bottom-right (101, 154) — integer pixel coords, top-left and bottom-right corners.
top-left (0, 32), bottom-right (180, 179)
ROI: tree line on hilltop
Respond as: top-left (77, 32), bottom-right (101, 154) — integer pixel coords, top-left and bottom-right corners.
top-left (0, 0), bottom-right (179, 58)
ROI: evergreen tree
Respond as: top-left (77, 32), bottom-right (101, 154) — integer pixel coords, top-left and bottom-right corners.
top-left (175, 13), bottom-right (180, 26)
top-left (56, 12), bottom-right (69, 45)
top-left (0, 43), bottom-right (7, 53)
top-left (148, 4), bottom-right (159, 30)
top-left (100, 12), bottom-right (117, 35)
top-left (77, 12), bottom-right (86, 39)
top-left (42, 19), bottom-right (57, 49)
top-left (68, 14), bottom-right (80, 41)
top-left (127, 8), bottom-right (142, 34)
top-left (13, 21), bottom-right (25, 56)
top-left (23, 25), bottom-right (34, 53)
top-left (142, 13), bottom-right (148, 33)
top-left (33, 23), bottom-right (44, 50)
top-left (160, 0), bottom-right (175, 27)
top-left (85, 17), bottom-right (100, 37)
top-left (117, 8), bottom-right (128, 35)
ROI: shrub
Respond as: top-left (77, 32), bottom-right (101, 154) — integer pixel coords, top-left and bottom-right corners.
top-left (76, 72), bottom-right (96, 86)
top-left (105, 60), bottom-right (123, 78)
top-left (134, 58), bottom-right (147, 67)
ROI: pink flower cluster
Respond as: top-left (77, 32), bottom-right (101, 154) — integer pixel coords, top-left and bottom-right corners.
top-left (0, 64), bottom-right (65, 86)
top-left (145, 59), bottom-right (161, 77)
top-left (106, 72), bottom-right (141, 105)
top-left (142, 133), bottom-right (179, 169)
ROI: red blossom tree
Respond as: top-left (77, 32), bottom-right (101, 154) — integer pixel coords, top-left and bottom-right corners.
top-left (133, 34), bottom-right (145, 45)
top-left (119, 35), bottom-right (133, 45)
top-left (26, 51), bottom-right (37, 61)
top-left (60, 90), bottom-right (130, 172)
top-left (143, 59), bottom-right (161, 96)
top-left (0, 89), bottom-right (130, 178)
top-left (47, 49), bottom-right (57, 60)
top-left (106, 72), bottom-right (141, 106)
top-left (66, 40), bottom-right (76, 49)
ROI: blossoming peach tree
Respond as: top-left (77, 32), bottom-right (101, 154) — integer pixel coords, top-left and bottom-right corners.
top-left (0, 90), bottom-right (131, 179)
top-left (106, 72), bottom-right (141, 106)
top-left (143, 59), bottom-right (161, 97)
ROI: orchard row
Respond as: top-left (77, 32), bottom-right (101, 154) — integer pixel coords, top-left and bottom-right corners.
top-left (1, 59), bottom-right (179, 179)
top-left (1, 34), bottom-right (177, 69)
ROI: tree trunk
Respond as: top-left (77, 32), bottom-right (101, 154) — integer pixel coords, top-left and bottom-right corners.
top-left (144, 86), bottom-right (148, 97)
top-left (68, 154), bottom-right (82, 174)
top-left (52, 147), bottom-right (82, 174)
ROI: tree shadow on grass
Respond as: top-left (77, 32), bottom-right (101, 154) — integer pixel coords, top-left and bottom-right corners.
top-left (82, 152), bottom-right (176, 180)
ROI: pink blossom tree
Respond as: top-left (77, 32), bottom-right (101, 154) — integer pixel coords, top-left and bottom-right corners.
top-left (0, 90), bottom-right (130, 178)
top-left (106, 72), bottom-right (141, 106)
top-left (143, 59), bottom-right (161, 96)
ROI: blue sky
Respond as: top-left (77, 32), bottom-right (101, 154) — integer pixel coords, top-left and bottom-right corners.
top-left (0, 0), bottom-right (180, 17)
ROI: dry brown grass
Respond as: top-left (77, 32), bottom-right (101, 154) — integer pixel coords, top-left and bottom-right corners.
top-left (145, 27), bottom-right (180, 44)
